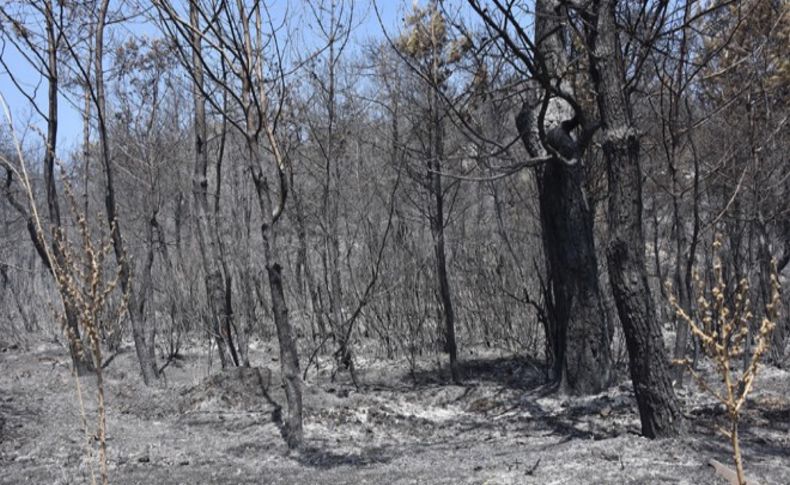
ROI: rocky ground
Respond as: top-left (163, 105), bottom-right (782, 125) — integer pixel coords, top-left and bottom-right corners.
top-left (1, 339), bottom-right (789, 484)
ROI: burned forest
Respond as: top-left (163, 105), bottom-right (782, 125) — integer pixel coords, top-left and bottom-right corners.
top-left (0, 1), bottom-right (789, 484)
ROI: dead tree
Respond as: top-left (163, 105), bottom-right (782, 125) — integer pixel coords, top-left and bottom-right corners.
top-left (469, 0), bottom-right (684, 435)
top-left (155, 0), bottom-right (304, 448)
top-left (584, 0), bottom-right (685, 436)
top-left (514, 0), bottom-right (612, 394)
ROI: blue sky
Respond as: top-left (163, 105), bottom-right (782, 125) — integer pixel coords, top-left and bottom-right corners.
top-left (0, 1), bottom-right (412, 159)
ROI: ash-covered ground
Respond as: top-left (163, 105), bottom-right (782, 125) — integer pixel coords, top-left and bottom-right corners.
top-left (1, 339), bottom-right (789, 484)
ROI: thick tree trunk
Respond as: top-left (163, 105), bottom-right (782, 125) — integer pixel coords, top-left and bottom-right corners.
top-left (514, 0), bottom-right (611, 394)
top-left (537, 161), bottom-right (612, 393)
top-left (587, 0), bottom-right (684, 437)
top-left (517, 115), bottom-right (612, 393)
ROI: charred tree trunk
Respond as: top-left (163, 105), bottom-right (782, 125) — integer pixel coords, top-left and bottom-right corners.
top-left (251, 162), bottom-right (303, 448)
top-left (514, 0), bottom-right (611, 394)
top-left (537, 160), bottom-right (612, 393)
top-left (516, 110), bottom-right (612, 393)
top-left (586, 0), bottom-right (684, 437)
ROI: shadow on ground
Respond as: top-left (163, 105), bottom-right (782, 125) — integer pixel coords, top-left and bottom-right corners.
top-left (402, 355), bottom-right (548, 391)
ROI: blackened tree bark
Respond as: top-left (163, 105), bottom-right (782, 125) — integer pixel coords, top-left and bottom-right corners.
top-left (532, 152), bottom-right (612, 393)
top-left (516, 0), bottom-right (612, 394)
top-left (586, 0), bottom-right (684, 437)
